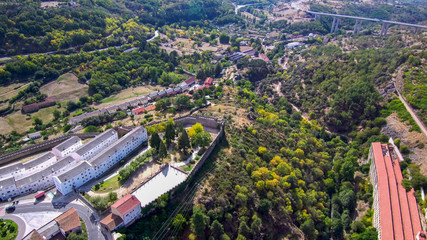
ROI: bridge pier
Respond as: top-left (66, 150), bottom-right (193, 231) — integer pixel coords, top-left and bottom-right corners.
top-left (380, 23), bottom-right (390, 36)
top-left (353, 20), bottom-right (363, 34)
top-left (330, 17), bottom-right (340, 34)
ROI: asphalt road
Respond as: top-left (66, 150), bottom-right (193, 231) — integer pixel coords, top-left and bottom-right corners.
top-left (7, 201), bottom-right (105, 239)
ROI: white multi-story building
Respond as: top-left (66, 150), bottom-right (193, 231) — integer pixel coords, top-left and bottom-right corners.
top-left (0, 177), bottom-right (18, 201)
top-left (0, 162), bottom-right (24, 180)
top-left (71, 129), bottom-right (118, 162)
top-left (54, 127), bottom-right (147, 196)
top-left (52, 136), bottom-right (82, 158)
top-left (90, 127), bottom-right (147, 178)
top-left (14, 156), bottom-right (76, 196)
top-left (53, 161), bottom-right (94, 195)
top-left (23, 152), bottom-right (57, 175)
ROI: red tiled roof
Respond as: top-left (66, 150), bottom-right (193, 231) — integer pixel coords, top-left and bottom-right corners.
top-left (204, 77), bottom-right (213, 86)
top-left (145, 105), bottom-right (155, 111)
top-left (185, 77), bottom-right (196, 85)
top-left (132, 106), bottom-right (146, 115)
top-left (112, 194), bottom-right (141, 216)
top-left (24, 230), bottom-right (44, 240)
top-left (55, 208), bottom-right (81, 233)
top-left (100, 213), bottom-right (123, 232)
top-left (259, 53), bottom-right (270, 62)
top-left (371, 142), bottom-right (424, 240)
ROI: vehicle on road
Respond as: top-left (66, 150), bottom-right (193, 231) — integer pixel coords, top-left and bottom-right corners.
top-left (6, 205), bottom-right (15, 213)
top-left (34, 191), bottom-right (45, 199)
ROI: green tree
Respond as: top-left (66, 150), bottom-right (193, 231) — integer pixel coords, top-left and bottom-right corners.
top-left (150, 132), bottom-right (161, 150)
top-left (238, 221), bottom-right (251, 238)
top-left (174, 95), bottom-right (192, 111)
top-left (219, 33), bottom-right (230, 44)
top-left (158, 140), bottom-right (168, 161)
top-left (53, 109), bottom-right (61, 120)
top-left (164, 120), bottom-right (175, 146)
top-left (192, 131), bottom-right (212, 149)
top-left (93, 93), bottom-right (103, 103)
top-left (210, 220), bottom-right (224, 239)
top-left (172, 214), bottom-right (187, 234)
top-left (340, 161), bottom-right (355, 182)
top-left (301, 219), bottom-right (316, 239)
top-left (191, 207), bottom-right (209, 239)
top-left (178, 129), bottom-right (191, 153)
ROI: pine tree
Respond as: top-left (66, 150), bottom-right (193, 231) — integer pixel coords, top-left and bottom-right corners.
top-left (164, 121), bottom-right (175, 146)
top-left (158, 140), bottom-right (167, 161)
top-left (178, 129), bottom-right (191, 153)
top-left (150, 132), bottom-right (161, 150)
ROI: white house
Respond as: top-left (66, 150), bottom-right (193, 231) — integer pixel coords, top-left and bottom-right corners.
top-left (101, 194), bottom-right (141, 232)
top-left (71, 129), bottom-right (118, 162)
top-left (0, 177), bottom-right (18, 201)
top-left (90, 127), bottom-right (147, 178)
top-left (52, 136), bottom-right (82, 158)
top-left (54, 161), bottom-right (94, 195)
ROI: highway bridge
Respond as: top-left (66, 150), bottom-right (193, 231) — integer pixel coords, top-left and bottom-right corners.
top-left (306, 10), bottom-right (427, 36)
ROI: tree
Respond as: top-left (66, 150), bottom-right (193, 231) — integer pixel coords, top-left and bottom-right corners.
top-left (340, 161), bottom-right (354, 182)
top-left (238, 221), bottom-right (251, 238)
top-left (84, 125), bottom-right (98, 133)
top-left (210, 220), bottom-right (224, 239)
top-left (219, 33), bottom-right (230, 44)
top-left (53, 109), bottom-right (61, 120)
top-left (172, 214), bottom-right (187, 234)
top-left (158, 141), bottom-right (168, 161)
top-left (178, 129), bottom-right (191, 153)
top-left (192, 131), bottom-right (212, 148)
top-left (191, 207), bottom-right (209, 238)
top-left (164, 120), bottom-right (175, 146)
top-left (155, 98), bottom-right (171, 111)
top-left (301, 219), bottom-right (316, 239)
top-left (93, 93), bottom-right (103, 103)
top-left (174, 95), bottom-right (192, 111)
top-left (150, 132), bottom-right (161, 150)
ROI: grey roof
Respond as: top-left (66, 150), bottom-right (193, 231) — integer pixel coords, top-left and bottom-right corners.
top-left (166, 89), bottom-right (173, 93)
top-left (24, 152), bottom-right (56, 170)
top-left (148, 92), bottom-right (158, 98)
top-left (90, 127), bottom-right (146, 167)
top-left (0, 162), bottom-right (24, 176)
top-left (29, 132), bottom-right (41, 139)
top-left (56, 161), bottom-right (92, 183)
top-left (74, 129), bottom-right (117, 157)
top-left (38, 220), bottom-right (61, 239)
top-left (15, 156), bottom-right (75, 188)
top-left (0, 177), bottom-right (16, 189)
top-left (53, 136), bottom-right (81, 152)
top-left (173, 87), bottom-right (181, 91)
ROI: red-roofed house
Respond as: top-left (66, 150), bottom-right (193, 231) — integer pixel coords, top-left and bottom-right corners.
top-left (259, 53), bottom-right (270, 62)
top-left (184, 77), bottom-right (196, 86)
top-left (132, 106), bottom-right (146, 115)
top-left (145, 105), bottom-right (155, 112)
top-left (204, 77), bottom-right (213, 86)
top-left (112, 194), bottom-right (141, 225)
top-left (101, 194), bottom-right (141, 232)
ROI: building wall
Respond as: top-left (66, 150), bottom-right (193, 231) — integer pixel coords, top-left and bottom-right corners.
top-left (123, 204), bottom-right (141, 225)
top-left (368, 145), bottom-right (381, 239)
top-left (54, 165), bottom-right (94, 195)
top-left (52, 140), bottom-right (82, 158)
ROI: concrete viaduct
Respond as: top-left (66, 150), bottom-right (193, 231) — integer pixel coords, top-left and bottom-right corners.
top-left (307, 10), bottom-right (427, 36)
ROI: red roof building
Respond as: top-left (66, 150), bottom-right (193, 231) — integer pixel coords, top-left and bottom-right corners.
top-left (111, 194), bottom-right (141, 226)
top-left (369, 142), bottom-right (425, 240)
top-left (145, 105), bottom-right (155, 112)
top-left (184, 77), bottom-right (196, 86)
top-left (259, 53), bottom-right (270, 62)
top-left (22, 97), bottom-right (56, 113)
top-left (204, 77), bottom-right (213, 86)
top-left (132, 106), bottom-right (146, 115)
top-left (55, 208), bottom-right (82, 235)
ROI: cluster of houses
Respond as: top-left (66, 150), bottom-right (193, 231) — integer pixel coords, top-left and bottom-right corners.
top-left (69, 77), bottom-right (197, 125)
top-left (0, 127), bottom-right (148, 200)
top-left (23, 208), bottom-right (82, 240)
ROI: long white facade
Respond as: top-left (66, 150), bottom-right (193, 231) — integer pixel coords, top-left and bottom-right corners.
top-left (52, 136), bottom-right (82, 158)
top-left (71, 129), bottom-right (118, 162)
top-left (54, 127), bottom-right (147, 195)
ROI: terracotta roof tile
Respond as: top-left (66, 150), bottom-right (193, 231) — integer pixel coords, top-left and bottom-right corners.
top-left (100, 213), bottom-right (123, 232)
top-left (55, 208), bottom-right (81, 233)
top-left (112, 194), bottom-right (141, 216)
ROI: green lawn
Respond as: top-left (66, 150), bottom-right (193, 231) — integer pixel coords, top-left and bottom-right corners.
top-left (93, 175), bottom-right (121, 193)
top-left (183, 164), bottom-right (195, 172)
top-left (0, 219), bottom-right (18, 240)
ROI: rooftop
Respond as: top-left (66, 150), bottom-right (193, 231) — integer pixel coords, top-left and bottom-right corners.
top-left (37, 220), bottom-right (61, 240)
top-left (56, 161), bottom-right (91, 183)
top-left (53, 136), bottom-right (81, 152)
top-left (100, 213), bottom-right (123, 232)
top-left (22, 230), bottom-right (44, 240)
top-left (90, 127), bottom-right (146, 167)
top-left (24, 152), bottom-right (56, 170)
top-left (0, 161), bottom-right (23, 177)
top-left (74, 129), bottom-right (117, 156)
top-left (55, 208), bottom-right (81, 232)
top-left (112, 194), bottom-right (141, 216)
top-left (0, 176), bottom-right (16, 189)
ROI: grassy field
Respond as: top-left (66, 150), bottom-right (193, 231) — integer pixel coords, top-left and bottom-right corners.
top-left (0, 105), bottom-right (61, 135)
top-left (40, 72), bottom-right (88, 103)
top-left (0, 219), bottom-right (18, 240)
top-left (93, 175), bottom-right (121, 193)
top-left (0, 83), bottom-right (28, 102)
top-left (95, 85), bottom-right (160, 109)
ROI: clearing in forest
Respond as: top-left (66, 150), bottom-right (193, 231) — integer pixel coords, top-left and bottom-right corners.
top-left (40, 73), bottom-right (88, 103)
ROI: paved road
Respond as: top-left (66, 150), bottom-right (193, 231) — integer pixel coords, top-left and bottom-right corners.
top-left (147, 30), bottom-right (159, 42)
top-left (5, 201), bottom-right (105, 239)
top-left (397, 92), bottom-right (427, 140)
